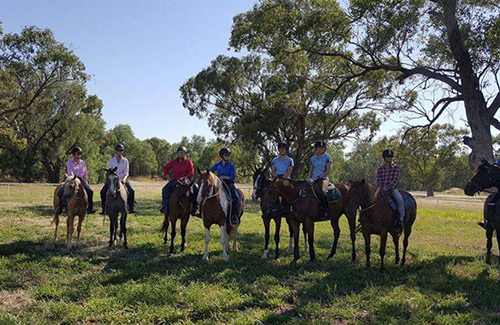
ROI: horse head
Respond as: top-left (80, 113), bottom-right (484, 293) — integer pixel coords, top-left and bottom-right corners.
top-left (464, 160), bottom-right (500, 196)
top-left (104, 167), bottom-right (120, 198)
top-left (252, 166), bottom-right (269, 201)
top-left (62, 175), bottom-right (81, 203)
top-left (196, 170), bottom-right (218, 204)
top-left (345, 179), bottom-right (368, 218)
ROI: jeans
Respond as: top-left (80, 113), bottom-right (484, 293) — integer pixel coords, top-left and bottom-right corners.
top-left (388, 188), bottom-right (404, 221)
top-left (100, 182), bottom-right (135, 211)
top-left (222, 179), bottom-right (240, 221)
top-left (58, 184), bottom-right (94, 211)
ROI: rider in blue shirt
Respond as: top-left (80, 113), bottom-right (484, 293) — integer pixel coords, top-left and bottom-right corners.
top-left (271, 142), bottom-right (294, 179)
top-left (210, 147), bottom-right (240, 222)
top-left (307, 141), bottom-right (332, 215)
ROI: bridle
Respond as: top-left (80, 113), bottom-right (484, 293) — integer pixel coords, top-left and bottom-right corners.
top-left (468, 164), bottom-right (497, 194)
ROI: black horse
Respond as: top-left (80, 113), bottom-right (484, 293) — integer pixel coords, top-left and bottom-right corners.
top-left (464, 159), bottom-right (500, 283)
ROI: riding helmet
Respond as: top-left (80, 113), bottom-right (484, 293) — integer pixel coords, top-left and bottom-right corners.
top-left (278, 142), bottom-right (288, 150)
top-left (382, 149), bottom-right (395, 158)
top-left (314, 141), bottom-right (327, 148)
top-left (177, 146), bottom-right (187, 153)
top-left (219, 147), bottom-right (231, 156)
top-left (114, 143), bottom-right (125, 151)
top-left (71, 146), bottom-right (83, 155)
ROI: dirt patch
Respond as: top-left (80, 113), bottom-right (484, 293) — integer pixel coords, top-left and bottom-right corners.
top-left (0, 290), bottom-right (35, 312)
top-left (443, 187), bottom-right (465, 195)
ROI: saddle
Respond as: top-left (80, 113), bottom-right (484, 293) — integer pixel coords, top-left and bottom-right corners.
top-left (221, 181), bottom-right (242, 225)
top-left (385, 191), bottom-right (415, 211)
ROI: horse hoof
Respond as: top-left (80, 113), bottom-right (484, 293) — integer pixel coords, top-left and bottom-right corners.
top-left (202, 255), bottom-right (209, 262)
top-left (307, 259), bottom-right (315, 264)
top-left (261, 250), bottom-right (269, 259)
top-left (222, 255), bottom-right (228, 261)
top-left (124, 245), bottom-right (128, 250)
top-left (290, 260), bottom-right (298, 267)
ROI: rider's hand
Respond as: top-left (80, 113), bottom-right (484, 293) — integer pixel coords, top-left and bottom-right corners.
top-left (307, 178), bottom-right (315, 185)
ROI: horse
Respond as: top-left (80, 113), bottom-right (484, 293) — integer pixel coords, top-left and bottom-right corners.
top-left (345, 179), bottom-right (417, 272)
top-left (161, 177), bottom-right (194, 254)
top-left (273, 177), bottom-right (352, 264)
top-left (104, 167), bottom-right (129, 249)
top-left (52, 175), bottom-right (88, 248)
top-left (464, 159), bottom-right (500, 284)
top-left (197, 170), bottom-right (244, 262)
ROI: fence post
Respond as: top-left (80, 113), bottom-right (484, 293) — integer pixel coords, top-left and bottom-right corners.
top-left (7, 183), bottom-right (10, 200)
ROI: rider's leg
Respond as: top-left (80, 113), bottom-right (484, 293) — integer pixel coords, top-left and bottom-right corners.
top-left (390, 188), bottom-right (405, 226)
top-left (56, 186), bottom-right (65, 214)
top-left (191, 184), bottom-right (199, 216)
top-left (100, 184), bottom-right (108, 214)
top-left (126, 182), bottom-right (135, 212)
top-left (161, 180), bottom-right (176, 214)
top-left (84, 184), bottom-right (95, 213)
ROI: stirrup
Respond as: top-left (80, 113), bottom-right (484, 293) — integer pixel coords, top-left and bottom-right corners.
top-left (477, 221), bottom-right (488, 230)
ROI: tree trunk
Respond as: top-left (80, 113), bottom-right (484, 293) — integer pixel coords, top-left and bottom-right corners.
top-left (426, 188), bottom-right (434, 197)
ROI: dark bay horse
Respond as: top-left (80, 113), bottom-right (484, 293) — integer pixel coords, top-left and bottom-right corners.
top-left (161, 177), bottom-right (194, 254)
top-left (104, 167), bottom-right (128, 249)
top-left (197, 170), bottom-right (245, 262)
top-left (346, 180), bottom-right (417, 272)
top-left (464, 160), bottom-right (500, 284)
top-left (52, 175), bottom-right (88, 248)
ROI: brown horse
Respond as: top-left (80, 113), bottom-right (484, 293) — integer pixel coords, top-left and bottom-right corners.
top-left (161, 177), bottom-right (194, 254)
top-left (104, 167), bottom-right (129, 249)
top-left (274, 178), bottom-right (352, 264)
top-left (52, 175), bottom-right (88, 248)
top-left (345, 179), bottom-right (417, 272)
top-left (197, 170), bottom-right (244, 262)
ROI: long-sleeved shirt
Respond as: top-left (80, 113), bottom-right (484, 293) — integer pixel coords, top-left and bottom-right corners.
top-left (163, 158), bottom-right (194, 180)
top-left (108, 156), bottom-right (129, 181)
top-left (66, 158), bottom-right (88, 184)
top-left (210, 160), bottom-right (235, 182)
top-left (376, 163), bottom-right (400, 191)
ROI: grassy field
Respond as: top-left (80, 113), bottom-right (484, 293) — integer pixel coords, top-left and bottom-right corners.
top-left (0, 184), bottom-right (499, 324)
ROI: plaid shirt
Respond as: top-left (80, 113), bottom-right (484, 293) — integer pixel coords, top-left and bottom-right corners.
top-left (376, 163), bottom-right (400, 190)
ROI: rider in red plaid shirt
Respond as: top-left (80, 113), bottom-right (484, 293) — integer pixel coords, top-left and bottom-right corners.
top-left (376, 149), bottom-right (404, 228)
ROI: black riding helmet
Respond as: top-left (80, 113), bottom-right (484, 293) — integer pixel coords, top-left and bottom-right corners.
top-left (114, 143), bottom-right (125, 151)
top-left (314, 141), bottom-right (327, 148)
top-left (219, 147), bottom-right (231, 157)
top-left (71, 146), bottom-right (82, 155)
top-left (177, 146), bottom-right (187, 153)
top-left (382, 149), bottom-right (395, 158)
top-left (278, 142), bottom-right (288, 150)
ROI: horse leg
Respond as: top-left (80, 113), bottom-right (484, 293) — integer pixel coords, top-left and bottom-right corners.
top-left (285, 221), bottom-right (294, 255)
top-left (180, 216), bottom-right (189, 253)
top-left (53, 215), bottom-right (60, 241)
top-left (379, 233), bottom-right (388, 273)
top-left (347, 215), bottom-right (357, 262)
top-left (262, 216), bottom-right (271, 259)
top-left (108, 215), bottom-right (114, 247)
top-left (391, 231), bottom-right (400, 265)
top-left (169, 217), bottom-right (177, 254)
top-left (232, 225), bottom-right (238, 252)
top-left (76, 214), bottom-right (84, 246)
top-left (289, 220), bottom-right (300, 264)
top-left (202, 227), bottom-right (210, 262)
top-left (486, 224), bottom-right (493, 265)
top-left (327, 216), bottom-right (341, 259)
top-left (220, 225), bottom-right (228, 261)
top-left (274, 216), bottom-right (282, 260)
top-left (66, 214), bottom-right (74, 249)
top-left (306, 217), bottom-right (315, 262)
top-left (363, 231), bottom-right (371, 269)
top-left (121, 211), bottom-right (128, 249)
top-left (163, 216), bottom-right (170, 246)
top-left (401, 224), bottom-right (412, 266)
top-left (303, 223), bottom-right (309, 255)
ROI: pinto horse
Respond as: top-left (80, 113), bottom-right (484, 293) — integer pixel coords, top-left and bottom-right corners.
top-left (197, 170), bottom-right (244, 262)
top-left (345, 180), bottom-right (417, 272)
top-left (104, 167), bottom-right (129, 249)
top-left (252, 168), bottom-right (308, 259)
top-left (464, 159), bottom-right (500, 283)
top-left (52, 176), bottom-right (88, 248)
top-left (161, 177), bottom-right (194, 254)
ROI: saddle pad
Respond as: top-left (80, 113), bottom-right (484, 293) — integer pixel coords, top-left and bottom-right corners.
top-left (387, 192), bottom-right (414, 211)
top-left (326, 183), bottom-right (341, 202)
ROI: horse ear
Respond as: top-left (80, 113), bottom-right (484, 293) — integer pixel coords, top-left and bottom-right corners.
top-left (73, 175), bottom-right (77, 180)
top-left (112, 167), bottom-right (118, 172)
top-left (64, 173), bottom-right (69, 179)
top-left (206, 168), bottom-right (209, 174)
top-left (197, 167), bottom-right (201, 175)
top-left (348, 179), bottom-right (352, 184)
top-left (101, 167), bottom-right (108, 171)
top-left (361, 179), bottom-right (366, 185)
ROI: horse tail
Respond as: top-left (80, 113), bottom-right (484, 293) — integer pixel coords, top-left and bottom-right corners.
top-left (50, 215), bottom-right (59, 226)
top-left (160, 216), bottom-right (169, 233)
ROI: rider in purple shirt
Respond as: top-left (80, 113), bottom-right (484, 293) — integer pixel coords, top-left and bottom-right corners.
top-left (56, 146), bottom-right (95, 214)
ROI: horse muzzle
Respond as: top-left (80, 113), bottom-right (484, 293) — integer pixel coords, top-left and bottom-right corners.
top-left (464, 183), bottom-right (479, 196)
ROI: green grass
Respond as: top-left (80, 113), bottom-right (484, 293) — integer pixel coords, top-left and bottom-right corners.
top-left (0, 184), bottom-right (499, 324)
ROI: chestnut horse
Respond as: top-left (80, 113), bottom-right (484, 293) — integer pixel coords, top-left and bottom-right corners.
top-left (104, 167), bottom-right (128, 249)
top-left (197, 170), bottom-right (244, 262)
top-left (161, 177), bottom-right (194, 254)
top-left (274, 178), bottom-right (351, 264)
top-left (252, 168), bottom-right (309, 259)
top-left (52, 176), bottom-right (88, 248)
top-left (346, 180), bottom-right (417, 272)
top-left (464, 160), bottom-right (500, 284)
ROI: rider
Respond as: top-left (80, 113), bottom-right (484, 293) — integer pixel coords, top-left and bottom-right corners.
top-left (376, 149), bottom-right (404, 228)
top-left (100, 143), bottom-right (135, 214)
top-left (210, 147), bottom-right (240, 223)
top-left (160, 146), bottom-right (198, 216)
top-left (307, 141), bottom-right (332, 215)
top-left (271, 142), bottom-right (294, 179)
top-left (56, 146), bottom-right (95, 214)
top-left (478, 158), bottom-right (500, 229)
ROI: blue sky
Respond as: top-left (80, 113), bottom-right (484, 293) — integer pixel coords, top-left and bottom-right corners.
top-left (1, 0), bottom-right (256, 143)
top-left (1, 0), bottom-right (468, 146)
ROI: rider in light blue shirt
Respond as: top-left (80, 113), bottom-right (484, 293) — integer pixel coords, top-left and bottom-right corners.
top-left (307, 141), bottom-right (332, 215)
top-left (271, 142), bottom-right (294, 179)
top-left (209, 147), bottom-right (239, 223)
